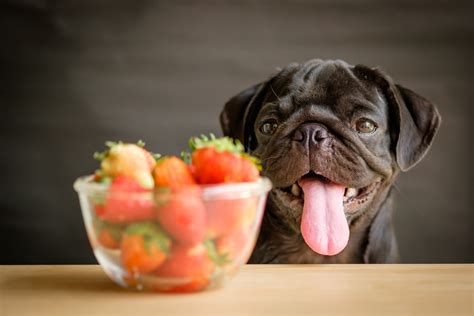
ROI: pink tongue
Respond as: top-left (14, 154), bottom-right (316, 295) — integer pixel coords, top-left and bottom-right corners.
top-left (298, 178), bottom-right (349, 256)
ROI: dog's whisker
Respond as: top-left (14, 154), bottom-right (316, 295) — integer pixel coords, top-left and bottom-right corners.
top-left (391, 181), bottom-right (405, 197)
top-left (391, 181), bottom-right (428, 219)
top-left (261, 154), bottom-right (282, 163)
top-left (270, 84), bottom-right (282, 102)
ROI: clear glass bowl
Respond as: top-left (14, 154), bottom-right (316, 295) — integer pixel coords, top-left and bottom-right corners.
top-left (73, 176), bottom-right (271, 292)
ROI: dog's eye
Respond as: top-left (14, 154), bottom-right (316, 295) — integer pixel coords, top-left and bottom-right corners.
top-left (260, 121), bottom-right (279, 135)
top-left (355, 119), bottom-right (377, 134)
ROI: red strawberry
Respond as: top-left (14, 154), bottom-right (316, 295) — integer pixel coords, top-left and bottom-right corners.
top-left (189, 135), bottom-right (260, 184)
top-left (191, 148), bottom-right (240, 183)
top-left (155, 243), bottom-right (215, 292)
top-left (240, 158), bottom-right (260, 182)
top-left (153, 156), bottom-right (196, 191)
top-left (205, 197), bottom-right (257, 238)
top-left (120, 221), bottom-right (171, 274)
top-left (158, 277), bottom-right (209, 293)
top-left (94, 204), bottom-right (106, 217)
top-left (95, 141), bottom-right (157, 189)
top-left (215, 229), bottom-right (249, 262)
top-left (142, 147), bottom-right (157, 171)
top-left (98, 230), bottom-right (120, 249)
top-left (97, 176), bottom-right (156, 224)
top-left (93, 217), bottom-right (123, 249)
top-left (156, 187), bottom-right (206, 245)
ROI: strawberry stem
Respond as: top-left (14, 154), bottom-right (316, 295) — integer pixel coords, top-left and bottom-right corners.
top-left (189, 134), bottom-right (245, 153)
top-left (204, 239), bottom-right (231, 266)
top-left (188, 134), bottom-right (262, 169)
top-left (180, 151), bottom-right (192, 164)
top-left (125, 222), bottom-right (171, 254)
top-left (105, 140), bottom-right (121, 148)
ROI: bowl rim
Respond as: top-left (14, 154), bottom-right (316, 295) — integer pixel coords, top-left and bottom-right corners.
top-left (73, 175), bottom-right (272, 199)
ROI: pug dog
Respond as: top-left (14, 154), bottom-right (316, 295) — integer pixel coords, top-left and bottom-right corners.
top-left (220, 59), bottom-right (441, 263)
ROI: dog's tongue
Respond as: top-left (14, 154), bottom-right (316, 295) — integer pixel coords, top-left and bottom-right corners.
top-left (298, 177), bottom-right (349, 256)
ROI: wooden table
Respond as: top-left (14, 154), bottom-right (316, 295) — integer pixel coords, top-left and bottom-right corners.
top-left (0, 265), bottom-right (472, 316)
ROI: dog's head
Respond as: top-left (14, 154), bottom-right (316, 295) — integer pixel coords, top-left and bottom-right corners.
top-left (220, 59), bottom-right (441, 256)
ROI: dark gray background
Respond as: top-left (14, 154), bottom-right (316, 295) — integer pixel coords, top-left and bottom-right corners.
top-left (1, 0), bottom-right (472, 263)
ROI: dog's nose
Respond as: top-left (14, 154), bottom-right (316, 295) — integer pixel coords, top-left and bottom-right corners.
top-left (293, 123), bottom-right (330, 145)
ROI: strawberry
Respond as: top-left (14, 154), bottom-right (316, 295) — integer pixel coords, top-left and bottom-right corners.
top-left (155, 243), bottom-right (215, 292)
top-left (156, 187), bottom-right (206, 245)
top-left (240, 158), bottom-right (260, 182)
top-left (158, 277), bottom-right (209, 293)
top-left (215, 229), bottom-right (249, 262)
top-left (94, 204), bottom-right (106, 217)
top-left (153, 156), bottom-right (196, 191)
top-left (205, 197), bottom-right (257, 238)
top-left (94, 141), bottom-right (157, 189)
top-left (188, 135), bottom-right (261, 184)
top-left (120, 221), bottom-right (171, 274)
top-left (93, 217), bottom-right (123, 249)
top-left (97, 176), bottom-right (156, 224)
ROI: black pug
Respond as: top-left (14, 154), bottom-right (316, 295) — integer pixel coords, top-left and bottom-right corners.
top-left (220, 59), bottom-right (441, 263)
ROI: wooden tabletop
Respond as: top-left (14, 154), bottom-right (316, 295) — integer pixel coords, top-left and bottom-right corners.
top-left (0, 265), bottom-right (472, 316)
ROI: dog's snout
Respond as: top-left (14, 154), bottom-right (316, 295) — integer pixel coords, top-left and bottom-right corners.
top-left (293, 123), bottom-right (330, 145)
top-left (314, 127), bottom-right (329, 141)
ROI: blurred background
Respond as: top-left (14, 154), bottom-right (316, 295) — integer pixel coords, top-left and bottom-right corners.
top-left (1, 0), bottom-right (472, 264)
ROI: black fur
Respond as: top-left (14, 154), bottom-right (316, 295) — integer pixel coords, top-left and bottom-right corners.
top-left (220, 59), bottom-right (440, 263)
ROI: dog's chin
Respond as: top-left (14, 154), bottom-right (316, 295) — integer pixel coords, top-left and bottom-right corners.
top-left (272, 172), bottom-right (382, 222)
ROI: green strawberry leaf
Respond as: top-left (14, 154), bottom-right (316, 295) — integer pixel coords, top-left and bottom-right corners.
top-left (180, 151), bottom-right (192, 164)
top-left (93, 140), bottom-right (122, 161)
top-left (93, 151), bottom-right (106, 161)
top-left (154, 188), bottom-right (172, 208)
top-left (189, 134), bottom-right (244, 154)
top-left (188, 134), bottom-right (262, 170)
top-left (242, 153), bottom-right (263, 171)
top-left (93, 217), bottom-right (123, 242)
top-left (136, 140), bottom-right (146, 147)
top-left (90, 170), bottom-right (111, 204)
top-left (105, 140), bottom-right (122, 148)
top-left (204, 239), bottom-right (231, 266)
top-left (93, 170), bottom-right (112, 184)
top-left (125, 222), bottom-right (171, 255)
top-left (154, 155), bottom-right (169, 166)
top-left (152, 153), bottom-right (162, 162)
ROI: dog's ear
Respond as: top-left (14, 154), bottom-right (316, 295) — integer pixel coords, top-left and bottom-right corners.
top-left (220, 83), bottom-right (261, 142)
top-left (355, 65), bottom-right (441, 171)
top-left (220, 81), bottom-right (270, 150)
top-left (391, 84), bottom-right (441, 171)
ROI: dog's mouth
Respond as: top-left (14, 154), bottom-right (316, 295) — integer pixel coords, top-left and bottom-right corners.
top-left (278, 173), bottom-right (381, 209)
top-left (273, 172), bottom-right (381, 257)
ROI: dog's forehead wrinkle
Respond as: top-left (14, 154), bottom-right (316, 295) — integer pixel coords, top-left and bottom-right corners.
top-left (306, 103), bottom-right (337, 119)
top-left (267, 63), bottom-right (371, 117)
top-left (343, 98), bottom-right (383, 118)
top-left (258, 102), bottom-right (280, 118)
top-left (299, 66), bottom-right (377, 108)
top-left (297, 60), bottom-right (325, 82)
top-left (276, 96), bottom-right (296, 116)
top-left (271, 107), bottom-right (337, 139)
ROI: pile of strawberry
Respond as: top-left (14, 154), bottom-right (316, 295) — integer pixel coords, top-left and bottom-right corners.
top-left (91, 135), bottom-right (260, 292)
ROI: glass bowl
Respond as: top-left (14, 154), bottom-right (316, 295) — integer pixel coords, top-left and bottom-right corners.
top-left (73, 176), bottom-right (271, 292)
